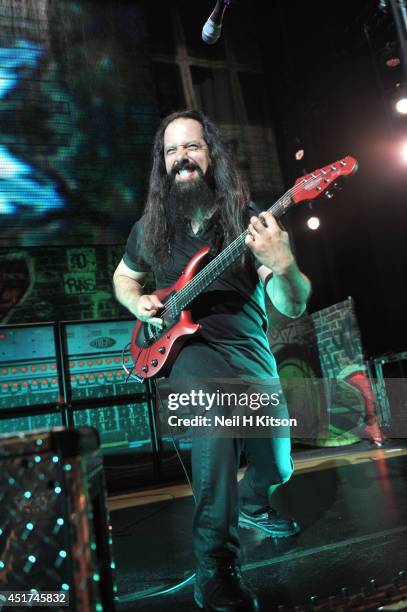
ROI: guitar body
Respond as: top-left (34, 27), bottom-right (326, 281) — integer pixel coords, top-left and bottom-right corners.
top-left (130, 245), bottom-right (211, 380)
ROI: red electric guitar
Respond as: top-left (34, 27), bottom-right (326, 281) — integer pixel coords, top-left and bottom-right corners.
top-left (129, 156), bottom-right (358, 381)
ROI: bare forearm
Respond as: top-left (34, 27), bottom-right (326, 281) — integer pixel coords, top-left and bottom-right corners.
top-left (113, 274), bottom-right (144, 316)
top-left (266, 262), bottom-right (311, 318)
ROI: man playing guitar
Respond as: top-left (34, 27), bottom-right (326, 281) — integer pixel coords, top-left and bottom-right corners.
top-left (113, 109), bottom-right (311, 612)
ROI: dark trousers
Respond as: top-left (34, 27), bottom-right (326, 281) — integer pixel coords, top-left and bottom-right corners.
top-left (164, 341), bottom-right (293, 567)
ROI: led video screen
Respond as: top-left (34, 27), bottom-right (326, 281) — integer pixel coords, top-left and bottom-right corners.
top-left (0, 0), bottom-right (156, 247)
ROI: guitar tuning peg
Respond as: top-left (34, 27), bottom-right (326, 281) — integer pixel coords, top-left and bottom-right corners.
top-left (332, 181), bottom-right (342, 191)
top-left (325, 190), bottom-right (334, 199)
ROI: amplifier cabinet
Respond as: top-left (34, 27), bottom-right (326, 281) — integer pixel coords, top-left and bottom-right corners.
top-left (0, 426), bottom-right (116, 611)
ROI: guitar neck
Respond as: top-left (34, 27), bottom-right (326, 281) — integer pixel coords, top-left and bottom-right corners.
top-left (173, 190), bottom-right (294, 312)
top-left (169, 155), bottom-right (357, 312)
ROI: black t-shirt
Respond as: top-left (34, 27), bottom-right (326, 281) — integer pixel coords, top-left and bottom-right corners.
top-left (123, 206), bottom-right (278, 378)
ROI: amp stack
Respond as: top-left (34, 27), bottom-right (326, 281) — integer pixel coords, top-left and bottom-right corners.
top-left (0, 426), bottom-right (116, 612)
top-left (0, 318), bottom-right (177, 492)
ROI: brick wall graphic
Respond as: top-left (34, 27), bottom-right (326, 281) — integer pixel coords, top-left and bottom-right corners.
top-left (267, 310), bottom-right (327, 441)
top-left (268, 298), bottom-right (383, 445)
top-left (312, 299), bottom-right (382, 444)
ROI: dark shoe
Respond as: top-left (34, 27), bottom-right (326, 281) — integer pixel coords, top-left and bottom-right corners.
top-left (239, 507), bottom-right (300, 538)
top-left (194, 564), bottom-right (260, 611)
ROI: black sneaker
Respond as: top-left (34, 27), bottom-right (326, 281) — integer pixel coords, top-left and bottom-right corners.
top-left (239, 507), bottom-right (300, 538)
top-left (194, 564), bottom-right (260, 611)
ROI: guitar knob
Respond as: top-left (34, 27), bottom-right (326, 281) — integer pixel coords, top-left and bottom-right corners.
top-left (141, 365), bottom-right (148, 373)
top-left (158, 347), bottom-right (166, 354)
top-left (325, 190), bottom-right (334, 199)
top-left (151, 359), bottom-right (158, 367)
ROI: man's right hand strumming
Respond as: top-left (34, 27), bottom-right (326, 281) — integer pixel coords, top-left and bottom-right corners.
top-left (133, 294), bottom-right (163, 329)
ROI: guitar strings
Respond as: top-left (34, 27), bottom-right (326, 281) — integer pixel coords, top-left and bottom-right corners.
top-left (169, 159), bottom-right (354, 312)
top-left (159, 164), bottom-right (340, 318)
top-left (152, 160), bottom-right (348, 321)
top-left (161, 191), bottom-right (287, 317)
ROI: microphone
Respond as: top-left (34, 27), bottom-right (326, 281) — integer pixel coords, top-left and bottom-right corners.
top-left (202, 0), bottom-right (232, 45)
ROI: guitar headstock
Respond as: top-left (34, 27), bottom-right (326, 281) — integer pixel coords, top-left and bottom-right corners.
top-left (291, 156), bottom-right (358, 204)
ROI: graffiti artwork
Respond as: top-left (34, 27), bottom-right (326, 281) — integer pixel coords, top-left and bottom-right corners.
top-left (268, 298), bottom-right (383, 445)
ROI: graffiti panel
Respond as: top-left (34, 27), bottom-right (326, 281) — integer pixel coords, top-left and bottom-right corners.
top-left (0, 244), bottom-right (128, 323)
top-left (267, 298), bottom-right (383, 444)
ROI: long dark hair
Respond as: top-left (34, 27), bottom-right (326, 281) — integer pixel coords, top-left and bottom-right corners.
top-left (142, 110), bottom-right (250, 268)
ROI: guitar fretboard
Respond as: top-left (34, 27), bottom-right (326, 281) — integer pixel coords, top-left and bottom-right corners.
top-left (168, 190), bottom-right (293, 315)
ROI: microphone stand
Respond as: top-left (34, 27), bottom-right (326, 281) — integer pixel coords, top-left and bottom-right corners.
top-left (209, 0), bottom-right (232, 25)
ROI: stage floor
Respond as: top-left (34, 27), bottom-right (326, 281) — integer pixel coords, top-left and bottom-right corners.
top-left (110, 442), bottom-right (407, 611)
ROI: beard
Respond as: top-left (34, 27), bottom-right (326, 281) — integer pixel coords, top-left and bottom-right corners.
top-left (166, 160), bottom-right (216, 221)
